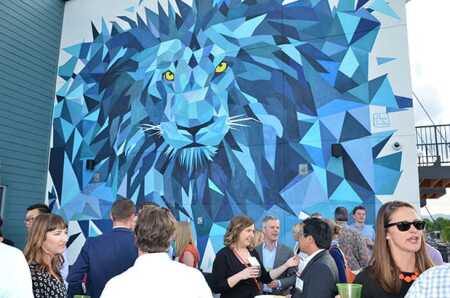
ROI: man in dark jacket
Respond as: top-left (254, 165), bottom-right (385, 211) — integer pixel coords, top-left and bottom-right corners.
top-left (291, 217), bottom-right (338, 298)
top-left (68, 199), bottom-right (138, 298)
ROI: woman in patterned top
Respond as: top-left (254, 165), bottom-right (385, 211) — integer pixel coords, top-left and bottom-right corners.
top-left (24, 213), bottom-right (68, 298)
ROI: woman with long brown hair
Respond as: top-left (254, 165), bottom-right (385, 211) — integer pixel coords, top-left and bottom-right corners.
top-left (211, 215), bottom-right (299, 298)
top-left (175, 221), bottom-right (200, 267)
top-left (24, 213), bottom-right (68, 298)
top-left (354, 201), bottom-right (433, 298)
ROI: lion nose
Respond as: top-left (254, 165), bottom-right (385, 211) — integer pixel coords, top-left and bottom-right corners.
top-left (177, 118), bottom-right (214, 136)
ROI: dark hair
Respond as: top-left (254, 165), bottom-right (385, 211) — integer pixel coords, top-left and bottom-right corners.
top-left (352, 205), bottom-right (366, 215)
top-left (310, 212), bottom-right (322, 219)
top-left (135, 207), bottom-right (176, 253)
top-left (111, 199), bottom-right (136, 221)
top-left (224, 215), bottom-right (255, 249)
top-left (303, 218), bottom-right (332, 249)
top-left (26, 204), bottom-right (51, 214)
top-left (334, 207), bottom-right (348, 222)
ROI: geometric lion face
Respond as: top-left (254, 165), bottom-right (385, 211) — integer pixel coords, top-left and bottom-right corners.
top-left (142, 39), bottom-right (235, 167)
top-left (51, 0), bottom-right (410, 263)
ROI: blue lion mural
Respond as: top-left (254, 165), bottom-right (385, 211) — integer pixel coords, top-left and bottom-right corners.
top-left (51, 0), bottom-right (411, 263)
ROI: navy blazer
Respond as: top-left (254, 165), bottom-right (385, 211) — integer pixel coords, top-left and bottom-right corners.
top-left (67, 227), bottom-right (138, 298)
top-left (292, 250), bottom-right (339, 298)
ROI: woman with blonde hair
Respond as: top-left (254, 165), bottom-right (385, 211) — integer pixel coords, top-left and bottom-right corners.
top-left (175, 221), bottom-right (200, 268)
top-left (327, 219), bottom-right (349, 283)
top-left (212, 215), bottom-right (299, 298)
top-left (353, 201), bottom-right (433, 298)
top-left (24, 213), bottom-right (68, 298)
top-left (252, 229), bottom-right (264, 248)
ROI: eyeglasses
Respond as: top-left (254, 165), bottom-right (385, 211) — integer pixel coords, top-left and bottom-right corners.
top-left (384, 220), bottom-right (426, 232)
top-left (24, 217), bottom-right (36, 224)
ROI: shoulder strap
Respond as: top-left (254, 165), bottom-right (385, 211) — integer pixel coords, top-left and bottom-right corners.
top-left (232, 247), bottom-right (262, 293)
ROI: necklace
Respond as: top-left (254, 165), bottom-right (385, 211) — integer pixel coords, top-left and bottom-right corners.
top-left (399, 272), bottom-right (419, 283)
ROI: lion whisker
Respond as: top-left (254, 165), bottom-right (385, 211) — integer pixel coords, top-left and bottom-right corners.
top-left (227, 116), bottom-right (259, 128)
top-left (228, 122), bottom-right (250, 128)
top-left (228, 114), bottom-right (246, 120)
top-left (141, 124), bottom-right (163, 138)
top-left (228, 117), bottom-right (258, 123)
top-left (141, 124), bottom-right (161, 130)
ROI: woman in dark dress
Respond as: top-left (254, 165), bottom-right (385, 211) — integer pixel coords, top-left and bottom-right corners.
top-left (212, 215), bottom-right (299, 298)
top-left (353, 201), bottom-right (433, 298)
top-left (24, 213), bottom-right (68, 298)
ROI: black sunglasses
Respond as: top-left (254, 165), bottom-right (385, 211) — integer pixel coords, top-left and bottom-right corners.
top-left (384, 220), bottom-right (426, 232)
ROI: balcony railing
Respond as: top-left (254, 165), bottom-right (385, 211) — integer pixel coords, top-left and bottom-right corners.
top-left (416, 124), bottom-right (450, 166)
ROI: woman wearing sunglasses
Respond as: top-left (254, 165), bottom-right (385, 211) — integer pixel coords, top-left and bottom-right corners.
top-left (353, 201), bottom-right (433, 298)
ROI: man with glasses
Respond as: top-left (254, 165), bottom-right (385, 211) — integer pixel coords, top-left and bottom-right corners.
top-left (68, 198), bottom-right (138, 298)
top-left (25, 203), bottom-right (51, 232)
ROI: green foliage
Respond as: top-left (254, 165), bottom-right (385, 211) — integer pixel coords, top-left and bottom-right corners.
top-left (425, 217), bottom-right (450, 231)
top-left (442, 226), bottom-right (450, 242)
top-left (425, 217), bottom-right (450, 242)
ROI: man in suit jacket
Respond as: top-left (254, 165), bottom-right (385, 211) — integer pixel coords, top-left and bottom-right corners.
top-left (291, 217), bottom-right (338, 298)
top-left (256, 215), bottom-right (296, 295)
top-left (68, 199), bottom-right (138, 298)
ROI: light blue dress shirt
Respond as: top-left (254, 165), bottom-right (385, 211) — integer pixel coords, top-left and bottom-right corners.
top-left (262, 242), bottom-right (278, 292)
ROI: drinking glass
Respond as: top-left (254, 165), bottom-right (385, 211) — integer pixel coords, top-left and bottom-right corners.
top-left (336, 283), bottom-right (362, 298)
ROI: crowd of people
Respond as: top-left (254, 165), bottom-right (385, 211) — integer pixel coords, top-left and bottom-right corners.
top-left (0, 200), bottom-right (449, 298)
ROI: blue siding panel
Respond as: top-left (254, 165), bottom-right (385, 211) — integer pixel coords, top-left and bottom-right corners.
top-left (0, 0), bottom-right (65, 248)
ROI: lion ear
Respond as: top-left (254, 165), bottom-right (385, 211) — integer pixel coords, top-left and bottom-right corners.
top-left (208, 14), bottom-right (267, 39)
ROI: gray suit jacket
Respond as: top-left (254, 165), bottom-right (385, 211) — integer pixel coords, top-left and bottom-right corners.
top-left (256, 242), bottom-right (296, 295)
top-left (291, 250), bottom-right (338, 298)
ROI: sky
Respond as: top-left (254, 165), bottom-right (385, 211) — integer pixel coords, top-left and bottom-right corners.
top-left (406, 0), bottom-right (450, 216)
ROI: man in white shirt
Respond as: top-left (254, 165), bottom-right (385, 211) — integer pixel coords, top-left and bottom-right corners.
top-left (0, 242), bottom-right (34, 298)
top-left (101, 207), bottom-right (212, 298)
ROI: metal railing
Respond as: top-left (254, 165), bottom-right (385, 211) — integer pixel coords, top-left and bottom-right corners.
top-left (416, 124), bottom-right (450, 166)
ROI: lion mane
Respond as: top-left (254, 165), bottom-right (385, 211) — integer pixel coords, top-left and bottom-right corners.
top-left (52, 0), bottom-right (404, 255)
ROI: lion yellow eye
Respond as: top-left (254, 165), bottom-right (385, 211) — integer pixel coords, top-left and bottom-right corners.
top-left (215, 61), bottom-right (228, 74)
top-left (163, 70), bottom-right (175, 81)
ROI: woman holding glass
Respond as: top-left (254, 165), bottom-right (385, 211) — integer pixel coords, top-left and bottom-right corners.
top-left (212, 215), bottom-right (299, 298)
top-left (24, 213), bottom-right (68, 298)
top-left (353, 201), bottom-right (433, 298)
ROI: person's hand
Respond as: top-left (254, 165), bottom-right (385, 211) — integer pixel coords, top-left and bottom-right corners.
top-left (285, 255), bottom-right (300, 268)
top-left (335, 296), bottom-right (341, 298)
top-left (239, 266), bottom-right (260, 280)
top-left (268, 280), bottom-right (278, 288)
